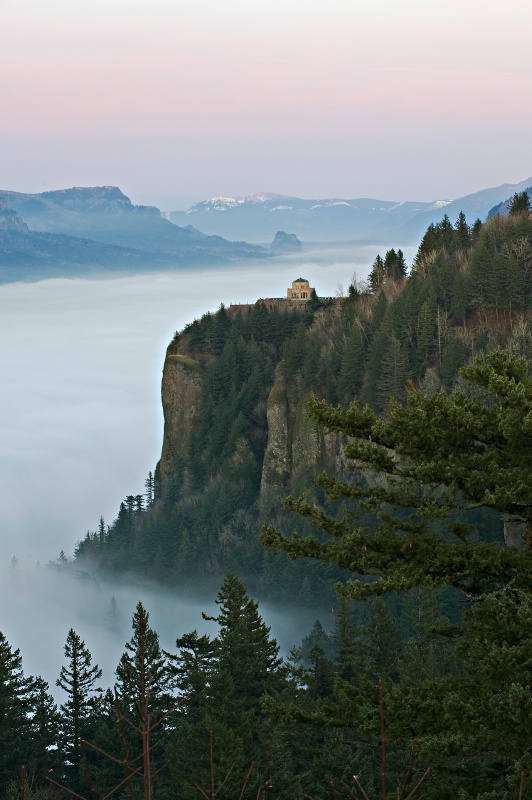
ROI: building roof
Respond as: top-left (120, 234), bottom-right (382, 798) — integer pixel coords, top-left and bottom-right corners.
top-left (294, 277), bottom-right (308, 283)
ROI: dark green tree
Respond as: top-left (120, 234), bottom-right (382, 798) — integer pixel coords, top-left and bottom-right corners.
top-left (508, 190), bottom-right (531, 217)
top-left (440, 332), bottom-right (466, 387)
top-left (369, 255), bottom-right (385, 292)
top-left (337, 324), bottom-right (365, 402)
top-left (115, 602), bottom-right (171, 718)
top-left (27, 677), bottom-right (62, 781)
top-left (56, 629), bottom-right (102, 785)
top-left (416, 300), bottom-right (436, 368)
top-left (168, 576), bottom-right (284, 800)
top-left (298, 619), bottom-right (334, 665)
top-left (0, 633), bottom-right (36, 792)
top-left (384, 249), bottom-right (407, 281)
top-left (308, 287), bottom-right (320, 310)
top-left (454, 211), bottom-right (471, 250)
top-left (376, 332), bottom-right (409, 409)
top-left (203, 573), bottom-right (283, 707)
top-left (262, 349), bottom-right (532, 599)
top-left (449, 588), bottom-right (532, 798)
top-left (167, 631), bottom-right (215, 709)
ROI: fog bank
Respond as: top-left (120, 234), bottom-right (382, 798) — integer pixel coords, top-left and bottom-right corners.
top-left (0, 249), bottom-right (412, 694)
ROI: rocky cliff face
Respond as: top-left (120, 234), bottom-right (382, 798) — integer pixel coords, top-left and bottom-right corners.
top-left (157, 342), bottom-right (347, 514)
top-left (157, 353), bottom-right (203, 497)
top-left (260, 383), bottom-right (345, 508)
top-left (0, 198), bottom-right (29, 233)
top-left (271, 231), bottom-right (302, 253)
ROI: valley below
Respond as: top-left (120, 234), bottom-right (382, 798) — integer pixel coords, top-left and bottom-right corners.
top-left (0, 250), bottom-right (390, 693)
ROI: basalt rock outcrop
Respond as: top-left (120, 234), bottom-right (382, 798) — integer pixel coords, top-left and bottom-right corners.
top-left (0, 198), bottom-right (29, 233)
top-left (271, 231), bottom-right (302, 253)
top-left (157, 354), bottom-right (203, 498)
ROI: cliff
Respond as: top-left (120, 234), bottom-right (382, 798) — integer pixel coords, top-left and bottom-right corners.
top-left (157, 354), bottom-right (203, 497)
top-left (74, 208), bottom-right (532, 601)
top-left (0, 186), bottom-right (269, 283)
top-left (0, 198), bottom-right (29, 233)
top-left (271, 231), bottom-right (302, 253)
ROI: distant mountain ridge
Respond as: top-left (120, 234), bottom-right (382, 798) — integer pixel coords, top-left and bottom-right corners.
top-left (169, 179), bottom-right (532, 243)
top-left (487, 187), bottom-right (532, 218)
top-left (0, 186), bottom-right (269, 283)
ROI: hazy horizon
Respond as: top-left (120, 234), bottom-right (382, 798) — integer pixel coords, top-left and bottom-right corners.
top-left (1, 0), bottom-right (530, 210)
top-left (1, 249), bottom-right (396, 565)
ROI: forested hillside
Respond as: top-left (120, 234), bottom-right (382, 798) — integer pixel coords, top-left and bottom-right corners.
top-left (3, 195), bottom-right (531, 800)
top-left (74, 194), bottom-right (532, 606)
top-left (0, 573), bottom-right (504, 800)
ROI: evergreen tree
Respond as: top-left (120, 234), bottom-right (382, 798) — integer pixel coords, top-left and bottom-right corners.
top-left (203, 573), bottom-right (283, 708)
top-left (98, 516), bottom-right (107, 548)
top-left (308, 287), bottom-right (320, 310)
top-left (115, 602), bottom-right (171, 718)
top-left (56, 629), bottom-right (102, 785)
top-left (412, 224), bottom-right (437, 277)
top-left (416, 300), bottom-right (436, 369)
top-left (376, 332), bottom-right (409, 409)
top-left (337, 324), bottom-right (365, 402)
top-left (144, 472), bottom-right (155, 507)
top-left (167, 631), bottom-right (215, 709)
top-left (332, 599), bottom-right (362, 684)
top-left (0, 633), bottom-right (36, 793)
top-left (262, 349), bottom-right (532, 598)
top-left (440, 332), bottom-right (466, 387)
top-left (168, 576), bottom-right (284, 800)
top-left (449, 588), bottom-right (532, 798)
top-left (508, 190), bottom-right (531, 217)
top-left (468, 238), bottom-right (496, 319)
top-left (298, 619), bottom-right (335, 665)
top-left (384, 248), bottom-right (407, 281)
top-left (27, 677), bottom-right (62, 781)
top-left (454, 211), bottom-right (471, 250)
top-left (471, 217), bottom-right (483, 243)
top-left (361, 597), bottom-right (404, 682)
top-left (368, 255), bottom-right (385, 292)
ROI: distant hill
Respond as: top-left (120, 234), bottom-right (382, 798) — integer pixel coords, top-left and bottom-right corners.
top-left (487, 187), bottom-right (532, 218)
top-left (0, 186), bottom-right (269, 283)
top-left (168, 178), bottom-right (532, 243)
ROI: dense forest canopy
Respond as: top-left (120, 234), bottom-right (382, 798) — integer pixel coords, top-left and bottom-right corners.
top-left (7, 206), bottom-right (530, 800)
top-left (73, 206), bottom-right (532, 605)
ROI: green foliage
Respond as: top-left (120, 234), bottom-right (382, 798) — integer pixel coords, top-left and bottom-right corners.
top-left (376, 332), bottom-right (409, 409)
top-left (74, 210), bottom-right (532, 612)
top-left (368, 254), bottom-right (385, 291)
top-left (56, 629), bottom-right (102, 786)
top-left (0, 635), bottom-right (39, 792)
top-left (509, 190), bottom-right (531, 217)
top-left (168, 575), bottom-right (285, 799)
top-left (263, 349), bottom-right (532, 599)
top-left (115, 602), bottom-right (171, 715)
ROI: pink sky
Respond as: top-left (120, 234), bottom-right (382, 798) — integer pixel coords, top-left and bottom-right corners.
top-left (1, 0), bottom-right (531, 208)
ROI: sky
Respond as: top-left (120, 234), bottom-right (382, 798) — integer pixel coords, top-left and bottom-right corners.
top-left (1, 0), bottom-right (531, 210)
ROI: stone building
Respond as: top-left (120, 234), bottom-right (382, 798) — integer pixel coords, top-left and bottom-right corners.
top-left (287, 277), bottom-right (313, 300)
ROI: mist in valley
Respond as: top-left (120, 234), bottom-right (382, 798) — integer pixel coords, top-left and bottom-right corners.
top-left (0, 246), bottom-right (413, 699)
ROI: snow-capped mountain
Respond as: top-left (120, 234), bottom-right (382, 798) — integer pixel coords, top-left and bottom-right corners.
top-left (169, 179), bottom-right (532, 243)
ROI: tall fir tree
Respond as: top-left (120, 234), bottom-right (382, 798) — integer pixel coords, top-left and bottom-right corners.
top-left (0, 633), bottom-right (36, 793)
top-left (56, 629), bottom-right (102, 786)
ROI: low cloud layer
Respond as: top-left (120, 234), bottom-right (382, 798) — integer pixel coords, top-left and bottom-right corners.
top-left (0, 250), bottom-right (409, 696)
